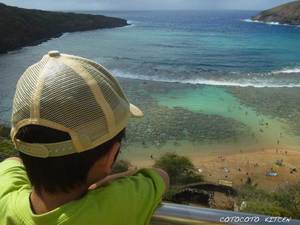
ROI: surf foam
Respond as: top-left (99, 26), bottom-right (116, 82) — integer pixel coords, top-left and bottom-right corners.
top-left (272, 67), bottom-right (300, 74)
top-left (242, 19), bottom-right (292, 27)
top-left (111, 69), bottom-right (300, 88)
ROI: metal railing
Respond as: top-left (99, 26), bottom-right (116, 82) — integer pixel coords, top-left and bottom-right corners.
top-left (151, 203), bottom-right (300, 225)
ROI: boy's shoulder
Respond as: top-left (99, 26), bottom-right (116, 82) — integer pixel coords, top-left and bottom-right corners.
top-left (0, 159), bottom-right (30, 197)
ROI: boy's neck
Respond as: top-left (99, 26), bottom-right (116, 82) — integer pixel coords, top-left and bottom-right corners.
top-left (30, 186), bottom-right (87, 214)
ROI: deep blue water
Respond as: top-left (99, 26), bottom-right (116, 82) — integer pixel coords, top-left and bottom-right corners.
top-left (1, 10), bottom-right (300, 122)
top-left (92, 10), bottom-right (300, 86)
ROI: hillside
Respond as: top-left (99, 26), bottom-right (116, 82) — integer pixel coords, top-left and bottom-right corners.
top-left (0, 3), bottom-right (128, 53)
top-left (252, 0), bottom-right (300, 25)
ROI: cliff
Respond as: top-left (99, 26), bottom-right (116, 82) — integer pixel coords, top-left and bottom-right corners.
top-left (252, 0), bottom-right (300, 25)
top-left (0, 3), bottom-right (128, 53)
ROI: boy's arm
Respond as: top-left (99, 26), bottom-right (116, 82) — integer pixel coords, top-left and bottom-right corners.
top-left (89, 167), bottom-right (170, 193)
top-left (88, 168), bottom-right (138, 190)
top-left (91, 167), bottom-right (168, 225)
top-left (151, 168), bottom-right (170, 192)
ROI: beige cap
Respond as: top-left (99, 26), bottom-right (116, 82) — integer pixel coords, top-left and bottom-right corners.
top-left (11, 51), bottom-right (143, 158)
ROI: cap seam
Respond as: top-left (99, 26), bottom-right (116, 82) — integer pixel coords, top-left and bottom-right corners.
top-left (60, 53), bottom-right (129, 102)
top-left (62, 58), bottom-right (116, 132)
top-left (31, 56), bottom-right (48, 120)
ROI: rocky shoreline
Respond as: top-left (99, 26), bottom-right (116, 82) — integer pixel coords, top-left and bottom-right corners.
top-left (252, 1), bottom-right (300, 25)
top-left (0, 3), bottom-right (128, 54)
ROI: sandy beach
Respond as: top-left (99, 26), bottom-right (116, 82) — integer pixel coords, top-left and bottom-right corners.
top-left (123, 143), bottom-right (300, 191)
top-left (192, 148), bottom-right (300, 190)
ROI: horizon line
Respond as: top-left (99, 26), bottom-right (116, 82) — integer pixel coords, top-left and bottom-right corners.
top-left (1, 3), bottom-right (265, 12)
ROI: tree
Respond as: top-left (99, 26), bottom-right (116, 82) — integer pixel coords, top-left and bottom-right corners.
top-left (154, 153), bottom-right (202, 185)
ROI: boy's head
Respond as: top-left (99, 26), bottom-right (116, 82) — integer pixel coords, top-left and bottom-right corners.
top-left (10, 51), bottom-right (143, 193)
top-left (17, 125), bottom-right (125, 193)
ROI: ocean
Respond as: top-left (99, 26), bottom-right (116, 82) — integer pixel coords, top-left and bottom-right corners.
top-left (1, 10), bottom-right (300, 153)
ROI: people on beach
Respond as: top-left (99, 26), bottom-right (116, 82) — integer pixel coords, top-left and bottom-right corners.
top-left (0, 51), bottom-right (169, 225)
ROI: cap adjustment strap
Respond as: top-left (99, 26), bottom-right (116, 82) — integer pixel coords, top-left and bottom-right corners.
top-left (15, 139), bottom-right (49, 158)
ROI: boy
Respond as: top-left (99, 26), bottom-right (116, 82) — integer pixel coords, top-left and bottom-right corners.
top-left (0, 51), bottom-right (169, 225)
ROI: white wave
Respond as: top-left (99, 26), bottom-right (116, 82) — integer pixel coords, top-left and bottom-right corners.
top-left (111, 69), bottom-right (300, 88)
top-left (127, 23), bottom-right (136, 28)
top-left (124, 20), bottom-right (137, 28)
top-left (121, 23), bottom-right (136, 29)
top-left (242, 19), bottom-right (291, 27)
top-left (61, 32), bottom-right (70, 37)
top-left (243, 19), bottom-right (259, 23)
top-left (272, 67), bottom-right (300, 74)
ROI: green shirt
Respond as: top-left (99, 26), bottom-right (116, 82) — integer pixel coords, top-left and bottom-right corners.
top-left (0, 159), bottom-right (165, 225)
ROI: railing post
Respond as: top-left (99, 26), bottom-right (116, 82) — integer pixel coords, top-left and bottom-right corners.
top-left (153, 203), bottom-right (300, 225)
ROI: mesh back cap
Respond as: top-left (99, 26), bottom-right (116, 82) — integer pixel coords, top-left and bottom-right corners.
top-left (11, 51), bottom-right (143, 158)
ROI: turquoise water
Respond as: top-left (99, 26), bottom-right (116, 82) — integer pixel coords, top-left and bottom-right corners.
top-left (0, 10), bottom-right (300, 149)
top-left (155, 86), bottom-right (300, 146)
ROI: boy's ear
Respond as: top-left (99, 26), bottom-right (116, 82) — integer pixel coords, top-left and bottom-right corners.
top-left (103, 142), bottom-right (121, 172)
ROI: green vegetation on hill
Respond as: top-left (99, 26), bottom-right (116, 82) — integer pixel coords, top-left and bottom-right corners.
top-left (154, 153), bottom-right (204, 203)
top-left (252, 0), bottom-right (300, 25)
top-left (0, 138), bottom-right (16, 161)
top-left (154, 153), bottom-right (203, 185)
top-left (0, 125), bottom-right (16, 161)
top-left (0, 3), bottom-right (128, 53)
top-left (238, 184), bottom-right (300, 219)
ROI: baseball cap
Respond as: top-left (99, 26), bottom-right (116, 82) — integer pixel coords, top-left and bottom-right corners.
top-left (10, 51), bottom-right (143, 158)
